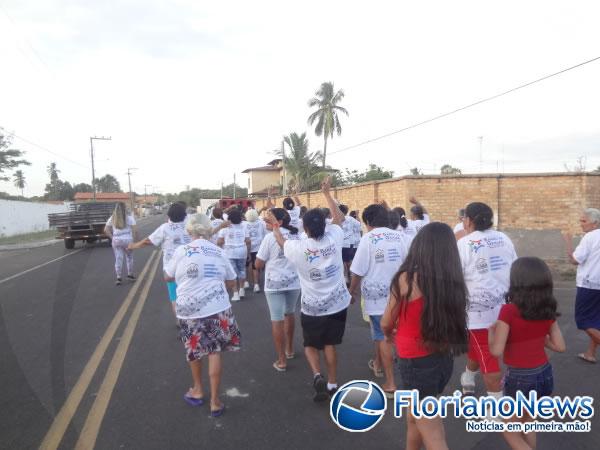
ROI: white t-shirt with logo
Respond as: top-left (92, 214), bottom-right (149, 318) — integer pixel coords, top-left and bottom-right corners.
top-left (246, 220), bottom-right (267, 253)
top-left (284, 224), bottom-right (351, 316)
top-left (209, 218), bottom-right (224, 245)
top-left (457, 229), bottom-right (518, 329)
top-left (256, 228), bottom-right (301, 292)
top-left (218, 223), bottom-right (249, 259)
top-left (149, 221), bottom-right (193, 269)
top-left (407, 213), bottom-right (430, 236)
top-left (106, 215), bottom-right (136, 241)
top-left (287, 206), bottom-right (301, 229)
top-left (573, 229), bottom-right (600, 290)
top-left (350, 227), bottom-right (409, 315)
top-left (165, 239), bottom-right (237, 319)
top-left (342, 216), bottom-right (362, 248)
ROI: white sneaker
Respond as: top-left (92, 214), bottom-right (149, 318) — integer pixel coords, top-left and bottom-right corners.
top-left (460, 371), bottom-right (477, 395)
top-left (239, 288), bottom-right (245, 298)
top-left (244, 281), bottom-right (250, 289)
top-left (231, 292), bottom-right (241, 302)
top-left (253, 284), bottom-right (260, 293)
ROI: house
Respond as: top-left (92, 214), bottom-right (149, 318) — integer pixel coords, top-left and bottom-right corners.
top-left (242, 159), bottom-right (287, 197)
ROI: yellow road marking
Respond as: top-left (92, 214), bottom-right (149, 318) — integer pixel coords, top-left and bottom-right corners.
top-left (75, 250), bottom-right (162, 450)
top-left (39, 250), bottom-right (159, 450)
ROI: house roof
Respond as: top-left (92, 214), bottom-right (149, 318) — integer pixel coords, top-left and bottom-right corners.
top-left (267, 158), bottom-right (282, 166)
top-left (74, 192), bottom-right (131, 200)
top-left (241, 166), bottom-right (281, 174)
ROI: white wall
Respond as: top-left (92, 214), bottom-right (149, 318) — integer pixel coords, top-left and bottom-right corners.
top-left (0, 200), bottom-right (69, 237)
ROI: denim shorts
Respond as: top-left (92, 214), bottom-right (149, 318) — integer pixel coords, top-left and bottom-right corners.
top-left (166, 281), bottom-right (177, 302)
top-left (398, 353), bottom-right (454, 397)
top-left (229, 258), bottom-right (247, 279)
top-left (369, 315), bottom-right (384, 341)
top-left (265, 289), bottom-right (300, 321)
top-left (503, 363), bottom-right (554, 399)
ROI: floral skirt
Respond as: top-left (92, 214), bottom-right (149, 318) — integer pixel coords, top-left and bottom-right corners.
top-left (179, 308), bottom-right (241, 362)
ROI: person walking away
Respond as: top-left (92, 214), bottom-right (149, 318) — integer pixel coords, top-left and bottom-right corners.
top-left (217, 209), bottom-right (251, 301)
top-left (104, 202), bottom-right (138, 285)
top-left (457, 202), bottom-right (517, 404)
top-left (350, 204), bottom-right (408, 396)
top-left (381, 222), bottom-right (468, 450)
top-left (563, 208), bottom-right (600, 363)
top-left (245, 209), bottom-right (267, 293)
top-left (489, 257), bottom-right (565, 450)
top-left (268, 176), bottom-right (351, 401)
top-left (255, 208), bottom-right (301, 371)
top-left (165, 213), bottom-right (241, 417)
top-left (339, 204), bottom-right (362, 283)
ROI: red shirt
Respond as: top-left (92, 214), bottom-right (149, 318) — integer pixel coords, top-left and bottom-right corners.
top-left (498, 303), bottom-right (554, 368)
top-left (395, 297), bottom-right (431, 358)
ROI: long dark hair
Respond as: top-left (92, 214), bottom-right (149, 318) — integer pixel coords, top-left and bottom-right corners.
top-left (271, 208), bottom-right (298, 235)
top-left (390, 222), bottom-right (468, 354)
top-left (393, 207), bottom-right (408, 229)
top-left (283, 197), bottom-right (295, 211)
top-left (303, 208), bottom-right (326, 239)
top-left (507, 257), bottom-right (560, 321)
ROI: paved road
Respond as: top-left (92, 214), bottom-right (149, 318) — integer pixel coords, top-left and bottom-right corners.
top-left (1, 215), bottom-right (599, 449)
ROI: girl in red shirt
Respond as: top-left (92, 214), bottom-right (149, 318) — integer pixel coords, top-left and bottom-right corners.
top-left (489, 257), bottom-right (566, 450)
top-left (382, 222), bottom-right (469, 450)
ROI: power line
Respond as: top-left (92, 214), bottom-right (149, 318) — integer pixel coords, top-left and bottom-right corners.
top-left (329, 55), bottom-right (600, 156)
top-left (8, 132), bottom-right (90, 169)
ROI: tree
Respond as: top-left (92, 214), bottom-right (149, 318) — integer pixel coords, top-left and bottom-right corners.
top-left (339, 164), bottom-right (394, 185)
top-left (94, 174), bottom-right (122, 193)
top-left (47, 162), bottom-right (60, 183)
top-left (13, 170), bottom-right (26, 196)
top-left (307, 81), bottom-right (348, 168)
top-left (279, 132), bottom-right (323, 192)
top-left (410, 167), bottom-right (423, 175)
top-left (44, 162), bottom-right (74, 201)
top-left (73, 182), bottom-right (93, 193)
top-left (564, 156), bottom-right (587, 173)
top-left (594, 166), bottom-right (600, 173)
top-left (0, 128), bottom-right (30, 181)
top-left (440, 164), bottom-right (462, 175)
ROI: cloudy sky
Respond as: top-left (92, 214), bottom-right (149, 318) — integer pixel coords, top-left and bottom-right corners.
top-left (1, 0), bottom-right (599, 197)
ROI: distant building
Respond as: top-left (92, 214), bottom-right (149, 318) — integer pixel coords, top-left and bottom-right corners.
top-left (242, 159), bottom-right (286, 197)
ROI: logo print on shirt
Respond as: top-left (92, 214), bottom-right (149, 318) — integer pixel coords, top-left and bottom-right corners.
top-left (374, 249), bottom-right (385, 263)
top-left (186, 263), bottom-right (199, 279)
top-left (468, 240), bottom-right (485, 254)
top-left (369, 233), bottom-right (384, 245)
top-left (309, 268), bottom-right (323, 281)
top-left (185, 245), bottom-right (201, 257)
top-left (305, 249), bottom-right (320, 263)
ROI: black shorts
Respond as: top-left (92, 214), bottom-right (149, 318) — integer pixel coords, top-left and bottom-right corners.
top-left (248, 252), bottom-right (258, 270)
top-left (301, 308), bottom-right (348, 350)
top-left (398, 353), bottom-right (453, 397)
top-left (342, 246), bottom-right (357, 262)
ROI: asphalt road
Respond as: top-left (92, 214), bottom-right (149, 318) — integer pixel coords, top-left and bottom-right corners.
top-left (1, 215), bottom-right (599, 449)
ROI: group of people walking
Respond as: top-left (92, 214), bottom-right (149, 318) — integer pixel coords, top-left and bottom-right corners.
top-left (101, 183), bottom-right (600, 450)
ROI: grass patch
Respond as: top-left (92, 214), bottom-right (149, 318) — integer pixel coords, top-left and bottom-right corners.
top-left (0, 229), bottom-right (58, 245)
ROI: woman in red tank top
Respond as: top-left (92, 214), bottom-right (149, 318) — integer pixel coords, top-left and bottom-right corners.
top-left (381, 222), bottom-right (469, 450)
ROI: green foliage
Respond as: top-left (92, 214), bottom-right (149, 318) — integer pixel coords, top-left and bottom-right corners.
top-left (337, 164), bottom-right (394, 186)
top-left (278, 132), bottom-right (324, 192)
top-left (13, 170), bottom-right (26, 195)
top-left (410, 167), bottom-right (423, 176)
top-left (44, 162), bottom-right (74, 201)
top-left (0, 128), bottom-right (30, 181)
top-left (440, 164), bottom-right (462, 175)
top-left (307, 81), bottom-right (348, 167)
top-left (94, 174), bottom-right (122, 193)
top-left (73, 182), bottom-right (93, 193)
top-left (165, 183), bottom-right (248, 208)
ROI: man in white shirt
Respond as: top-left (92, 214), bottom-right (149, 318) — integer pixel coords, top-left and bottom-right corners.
top-left (349, 204), bottom-right (408, 396)
top-left (339, 204), bottom-right (362, 283)
top-left (267, 176), bottom-right (350, 402)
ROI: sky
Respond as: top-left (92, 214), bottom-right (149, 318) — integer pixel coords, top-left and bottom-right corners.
top-left (1, 0), bottom-right (599, 197)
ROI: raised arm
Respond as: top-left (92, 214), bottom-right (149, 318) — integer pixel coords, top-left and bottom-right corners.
top-left (321, 176), bottom-right (344, 226)
top-left (409, 196), bottom-right (427, 214)
top-left (264, 211), bottom-right (286, 249)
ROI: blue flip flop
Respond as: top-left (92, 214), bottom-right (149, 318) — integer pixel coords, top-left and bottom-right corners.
top-left (210, 405), bottom-right (226, 417)
top-left (184, 394), bottom-right (204, 406)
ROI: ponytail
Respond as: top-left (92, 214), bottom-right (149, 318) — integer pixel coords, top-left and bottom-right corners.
top-left (270, 208), bottom-right (299, 235)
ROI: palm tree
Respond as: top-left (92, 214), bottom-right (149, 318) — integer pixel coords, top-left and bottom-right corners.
top-left (307, 81), bottom-right (348, 167)
top-left (279, 132), bottom-right (322, 192)
top-left (13, 170), bottom-right (26, 196)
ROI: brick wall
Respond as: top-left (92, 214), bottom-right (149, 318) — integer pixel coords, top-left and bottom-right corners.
top-left (255, 173), bottom-right (600, 235)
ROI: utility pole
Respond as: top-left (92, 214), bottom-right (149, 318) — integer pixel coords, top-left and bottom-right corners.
top-left (478, 136), bottom-right (483, 174)
top-left (144, 184), bottom-right (152, 204)
top-left (281, 139), bottom-right (287, 195)
top-left (233, 173), bottom-right (236, 199)
top-left (90, 136), bottom-right (111, 201)
top-left (126, 168), bottom-right (137, 215)
top-left (220, 181), bottom-right (223, 199)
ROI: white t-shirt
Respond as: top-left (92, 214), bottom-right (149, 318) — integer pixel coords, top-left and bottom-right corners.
top-left (350, 227), bottom-right (409, 315)
top-left (106, 215), bottom-right (136, 241)
top-left (209, 218), bottom-right (224, 245)
top-left (218, 223), bottom-right (249, 259)
top-left (342, 216), bottom-right (362, 248)
top-left (148, 221), bottom-right (192, 269)
top-left (457, 229), bottom-right (518, 329)
top-left (453, 222), bottom-right (464, 233)
top-left (246, 220), bottom-right (267, 253)
top-left (573, 229), bottom-right (600, 289)
top-left (165, 239), bottom-right (236, 319)
top-left (256, 228), bottom-right (301, 292)
top-left (407, 213), bottom-right (430, 236)
top-left (284, 224), bottom-right (351, 316)
top-left (287, 206), bottom-right (301, 229)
